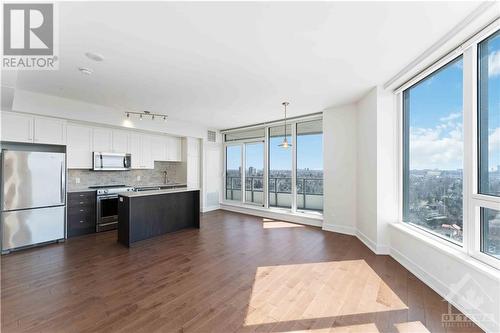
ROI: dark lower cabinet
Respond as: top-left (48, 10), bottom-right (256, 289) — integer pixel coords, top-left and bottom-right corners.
top-left (67, 191), bottom-right (96, 237)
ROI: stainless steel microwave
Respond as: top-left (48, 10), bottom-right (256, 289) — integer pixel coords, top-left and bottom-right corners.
top-left (93, 152), bottom-right (131, 171)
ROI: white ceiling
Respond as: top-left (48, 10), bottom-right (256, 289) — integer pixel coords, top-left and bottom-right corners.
top-left (3, 1), bottom-right (484, 129)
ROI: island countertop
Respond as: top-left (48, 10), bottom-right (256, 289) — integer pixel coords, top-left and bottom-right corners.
top-left (118, 187), bottom-right (199, 198)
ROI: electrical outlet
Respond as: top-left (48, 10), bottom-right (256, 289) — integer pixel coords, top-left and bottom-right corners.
top-left (75, 177), bottom-right (81, 184)
top-left (136, 175), bottom-right (141, 181)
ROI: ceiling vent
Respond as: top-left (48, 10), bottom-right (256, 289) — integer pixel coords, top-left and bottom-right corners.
top-left (207, 130), bottom-right (217, 143)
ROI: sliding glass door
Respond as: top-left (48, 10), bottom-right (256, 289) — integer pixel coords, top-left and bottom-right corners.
top-left (296, 119), bottom-right (323, 212)
top-left (225, 145), bottom-right (242, 201)
top-left (268, 125), bottom-right (292, 209)
top-left (245, 142), bottom-right (264, 205)
top-left (223, 116), bottom-right (323, 214)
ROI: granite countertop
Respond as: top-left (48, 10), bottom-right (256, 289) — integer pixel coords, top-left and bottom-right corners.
top-left (119, 187), bottom-right (200, 198)
top-left (67, 183), bottom-right (187, 193)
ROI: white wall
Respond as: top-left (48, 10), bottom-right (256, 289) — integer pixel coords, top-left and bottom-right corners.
top-left (12, 89), bottom-right (207, 138)
top-left (322, 104), bottom-right (357, 235)
top-left (202, 140), bottom-right (222, 212)
top-left (356, 88), bottom-right (378, 246)
top-left (375, 88), bottom-right (398, 251)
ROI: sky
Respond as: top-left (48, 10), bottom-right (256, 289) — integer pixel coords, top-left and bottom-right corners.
top-left (408, 31), bottom-right (499, 171)
top-left (226, 133), bottom-right (323, 171)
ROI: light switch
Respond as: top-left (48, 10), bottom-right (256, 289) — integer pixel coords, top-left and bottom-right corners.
top-left (75, 177), bottom-right (81, 184)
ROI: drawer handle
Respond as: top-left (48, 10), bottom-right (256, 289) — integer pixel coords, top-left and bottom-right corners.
top-left (79, 220), bottom-right (84, 223)
top-left (79, 202), bottom-right (84, 204)
top-left (80, 209), bottom-right (84, 212)
top-left (79, 194), bottom-right (85, 197)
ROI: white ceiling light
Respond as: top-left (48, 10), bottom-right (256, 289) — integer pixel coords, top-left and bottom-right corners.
top-left (125, 110), bottom-right (168, 122)
top-left (78, 67), bottom-right (93, 75)
top-left (278, 102), bottom-right (291, 149)
top-left (85, 52), bottom-right (104, 62)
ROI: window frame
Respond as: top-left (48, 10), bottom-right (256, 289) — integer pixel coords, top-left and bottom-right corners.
top-left (401, 54), bottom-right (465, 246)
top-left (397, 23), bottom-right (500, 270)
top-left (222, 115), bottom-right (323, 216)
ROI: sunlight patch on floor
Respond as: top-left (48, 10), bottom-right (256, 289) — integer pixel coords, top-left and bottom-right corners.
top-left (262, 218), bottom-right (305, 229)
top-left (394, 321), bottom-right (430, 333)
top-left (244, 260), bottom-right (408, 327)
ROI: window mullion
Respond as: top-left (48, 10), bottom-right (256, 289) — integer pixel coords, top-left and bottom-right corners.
top-left (291, 123), bottom-right (297, 212)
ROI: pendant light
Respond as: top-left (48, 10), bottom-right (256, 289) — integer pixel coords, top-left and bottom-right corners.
top-left (278, 102), bottom-right (291, 149)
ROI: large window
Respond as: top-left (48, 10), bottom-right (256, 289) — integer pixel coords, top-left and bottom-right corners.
top-left (478, 30), bottom-right (500, 197)
top-left (223, 116), bottom-right (323, 215)
top-left (403, 56), bottom-right (464, 243)
top-left (225, 145), bottom-right (242, 201)
top-left (296, 120), bottom-right (323, 212)
top-left (268, 125), bottom-right (292, 209)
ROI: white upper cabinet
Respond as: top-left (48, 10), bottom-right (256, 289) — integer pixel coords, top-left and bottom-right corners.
top-left (1, 112), bottom-right (66, 145)
top-left (129, 133), bottom-right (154, 169)
top-left (92, 127), bottom-right (112, 152)
top-left (166, 136), bottom-right (182, 162)
top-left (142, 135), bottom-right (153, 169)
top-left (33, 117), bottom-right (66, 145)
top-left (1, 111), bottom-right (34, 143)
top-left (129, 133), bottom-right (142, 168)
top-left (67, 124), bottom-right (93, 169)
top-left (112, 130), bottom-right (129, 153)
top-left (151, 135), bottom-right (167, 161)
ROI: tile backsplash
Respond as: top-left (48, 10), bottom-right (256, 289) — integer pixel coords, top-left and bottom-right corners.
top-left (68, 161), bottom-right (186, 190)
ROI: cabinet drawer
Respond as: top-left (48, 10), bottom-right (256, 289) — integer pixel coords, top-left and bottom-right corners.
top-left (67, 211), bottom-right (95, 237)
top-left (68, 192), bottom-right (96, 206)
top-left (67, 191), bottom-right (96, 237)
top-left (68, 191), bottom-right (95, 200)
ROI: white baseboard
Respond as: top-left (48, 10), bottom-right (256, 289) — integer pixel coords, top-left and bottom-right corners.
top-left (390, 247), bottom-right (495, 333)
top-left (355, 230), bottom-right (390, 255)
top-left (321, 223), bottom-right (356, 235)
top-left (201, 205), bottom-right (220, 213)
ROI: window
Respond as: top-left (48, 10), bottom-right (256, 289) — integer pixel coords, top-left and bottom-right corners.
top-left (481, 208), bottom-right (500, 259)
top-left (296, 120), bottom-right (323, 212)
top-left (403, 56), bottom-right (464, 243)
top-left (245, 142), bottom-right (264, 205)
top-left (268, 125), bottom-right (292, 209)
top-left (225, 128), bottom-right (265, 142)
top-left (225, 145), bottom-right (242, 201)
top-left (478, 30), bottom-right (500, 197)
top-left (223, 115), bottom-right (323, 215)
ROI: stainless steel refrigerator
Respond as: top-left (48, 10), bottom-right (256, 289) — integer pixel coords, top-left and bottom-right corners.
top-left (1, 150), bottom-right (66, 253)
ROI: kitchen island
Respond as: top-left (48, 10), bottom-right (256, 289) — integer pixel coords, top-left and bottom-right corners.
top-left (117, 188), bottom-right (200, 247)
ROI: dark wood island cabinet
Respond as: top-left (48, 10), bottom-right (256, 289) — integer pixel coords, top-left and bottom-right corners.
top-left (117, 188), bottom-right (200, 247)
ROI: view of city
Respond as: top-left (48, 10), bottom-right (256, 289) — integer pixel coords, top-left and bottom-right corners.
top-left (226, 168), bottom-right (324, 211)
top-left (406, 169), bottom-right (464, 242)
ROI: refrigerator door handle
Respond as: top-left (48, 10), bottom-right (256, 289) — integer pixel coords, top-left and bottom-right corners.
top-left (60, 161), bottom-right (65, 204)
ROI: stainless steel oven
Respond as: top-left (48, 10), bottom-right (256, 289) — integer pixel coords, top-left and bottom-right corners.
top-left (92, 185), bottom-right (134, 232)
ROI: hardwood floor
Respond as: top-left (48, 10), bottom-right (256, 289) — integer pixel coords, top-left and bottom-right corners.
top-left (1, 210), bottom-right (483, 333)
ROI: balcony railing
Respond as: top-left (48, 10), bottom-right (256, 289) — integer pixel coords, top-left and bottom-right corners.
top-left (225, 176), bottom-right (323, 211)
